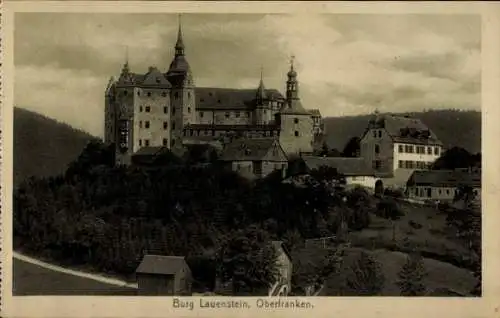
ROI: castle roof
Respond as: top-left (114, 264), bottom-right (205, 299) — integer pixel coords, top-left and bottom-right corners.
top-left (220, 138), bottom-right (287, 162)
top-left (185, 123), bottom-right (279, 131)
top-left (407, 169), bottom-right (481, 188)
top-left (368, 114), bottom-right (443, 146)
top-left (301, 156), bottom-right (375, 176)
top-left (195, 87), bottom-right (284, 110)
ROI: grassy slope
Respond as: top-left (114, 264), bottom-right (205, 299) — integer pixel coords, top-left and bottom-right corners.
top-left (322, 247), bottom-right (476, 296)
top-left (13, 258), bottom-right (136, 296)
top-left (324, 109), bottom-right (481, 154)
top-left (14, 107), bottom-right (97, 186)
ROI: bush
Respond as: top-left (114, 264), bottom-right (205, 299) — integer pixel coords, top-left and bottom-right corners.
top-left (341, 251), bottom-right (385, 296)
top-left (375, 198), bottom-right (404, 220)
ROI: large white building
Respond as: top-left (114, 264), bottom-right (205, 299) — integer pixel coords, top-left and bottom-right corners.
top-left (359, 114), bottom-right (444, 188)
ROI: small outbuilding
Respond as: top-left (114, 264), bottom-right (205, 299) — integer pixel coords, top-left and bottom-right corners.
top-left (136, 254), bottom-right (192, 296)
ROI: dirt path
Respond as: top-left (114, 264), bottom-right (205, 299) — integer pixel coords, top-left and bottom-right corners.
top-left (13, 251), bottom-right (138, 289)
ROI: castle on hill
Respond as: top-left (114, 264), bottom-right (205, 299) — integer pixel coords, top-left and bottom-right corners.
top-left (104, 17), bottom-right (324, 166)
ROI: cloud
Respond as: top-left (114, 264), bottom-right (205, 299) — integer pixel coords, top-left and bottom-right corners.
top-left (14, 13), bottom-right (481, 137)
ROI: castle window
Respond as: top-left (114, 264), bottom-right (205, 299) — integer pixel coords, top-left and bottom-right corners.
top-left (294, 131), bottom-right (299, 137)
top-left (190, 130), bottom-right (194, 136)
top-left (188, 92), bottom-right (191, 99)
top-left (147, 92), bottom-right (151, 97)
top-left (294, 118), bottom-right (299, 124)
top-left (145, 106), bottom-right (151, 113)
top-left (188, 107), bottom-right (191, 113)
top-left (398, 145), bottom-right (403, 153)
top-left (399, 160), bottom-right (404, 168)
top-left (145, 121), bottom-right (150, 129)
top-left (137, 91), bottom-right (141, 96)
top-left (172, 107), bottom-right (176, 115)
top-left (163, 122), bottom-right (168, 129)
top-left (247, 111), bottom-right (250, 117)
top-left (140, 106), bottom-right (143, 112)
top-left (378, 130), bottom-right (382, 138)
top-left (235, 112), bottom-right (240, 118)
top-left (139, 121), bottom-right (143, 128)
top-left (434, 147), bottom-right (440, 155)
top-left (145, 139), bottom-right (150, 146)
top-left (225, 112), bottom-right (230, 118)
top-left (162, 92), bottom-right (167, 97)
top-left (123, 91), bottom-right (128, 96)
top-left (164, 106), bottom-right (168, 113)
top-left (172, 139), bottom-right (176, 147)
top-left (200, 112), bottom-right (204, 118)
top-left (139, 139), bottom-right (142, 146)
top-left (427, 147), bottom-right (432, 155)
top-left (163, 138), bottom-right (168, 146)
top-left (172, 121), bottom-right (176, 130)
top-left (372, 130), bottom-right (377, 137)
top-left (375, 144), bottom-right (380, 154)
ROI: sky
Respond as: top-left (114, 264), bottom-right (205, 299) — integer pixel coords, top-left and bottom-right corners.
top-left (14, 13), bottom-right (481, 138)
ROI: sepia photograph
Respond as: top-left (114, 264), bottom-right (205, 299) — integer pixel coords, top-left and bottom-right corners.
top-left (3, 2), bottom-right (500, 318)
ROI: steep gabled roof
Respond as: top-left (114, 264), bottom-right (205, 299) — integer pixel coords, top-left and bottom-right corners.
top-left (301, 156), bottom-right (375, 176)
top-left (136, 255), bottom-right (188, 275)
top-left (372, 115), bottom-right (442, 146)
top-left (407, 169), bottom-right (481, 188)
top-left (142, 67), bottom-right (172, 87)
top-left (220, 138), bottom-right (287, 162)
top-left (195, 87), bottom-right (285, 110)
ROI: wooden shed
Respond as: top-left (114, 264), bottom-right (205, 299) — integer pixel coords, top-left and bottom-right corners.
top-left (136, 255), bottom-right (192, 296)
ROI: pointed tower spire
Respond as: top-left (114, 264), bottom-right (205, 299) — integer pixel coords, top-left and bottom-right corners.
top-left (121, 46), bottom-right (130, 75)
top-left (175, 14), bottom-right (185, 56)
top-left (286, 55), bottom-right (299, 103)
top-left (256, 66), bottom-right (266, 102)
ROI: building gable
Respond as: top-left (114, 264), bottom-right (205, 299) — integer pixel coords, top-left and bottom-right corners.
top-left (261, 140), bottom-right (288, 162)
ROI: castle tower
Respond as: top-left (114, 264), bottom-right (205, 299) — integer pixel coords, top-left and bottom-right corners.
top-left (104, 76), bottom-right (117, 144)
top-left (278, 56), bottom-right (314, 155)
top-left (254, 67), bottom-right (271, 125)
top-left (166, 15), bottom-right (196, 150)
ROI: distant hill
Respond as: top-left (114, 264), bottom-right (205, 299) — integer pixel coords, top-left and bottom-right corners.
top-left (14, 107), bottom-right (98, 186)
top-left (323, 109), bottom-right (481, 154)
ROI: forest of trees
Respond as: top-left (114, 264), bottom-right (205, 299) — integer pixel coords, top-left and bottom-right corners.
top-left (14, 140), bottom-right (383, 293)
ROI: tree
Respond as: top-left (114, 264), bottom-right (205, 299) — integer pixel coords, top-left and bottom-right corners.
top-left (397, 252), bottom-right (427, 296)
top-left (342, 137), bottom-right (361, 158)
top-left (342, 251), bottom-right (385, 296)
top-left (376, 198), bottom-right (404, 241)
top-left (216, 225), bottom-right (278, 295)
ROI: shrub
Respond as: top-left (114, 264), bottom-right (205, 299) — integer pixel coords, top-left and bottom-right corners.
top-left (341, 251), bottom-right (385, 296)
top-left (397, 252), bottom-right (427, 296)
